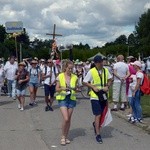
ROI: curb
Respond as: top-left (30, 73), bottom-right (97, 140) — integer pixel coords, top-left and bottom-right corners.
top-left (112, 111), bottom-right (150, 134)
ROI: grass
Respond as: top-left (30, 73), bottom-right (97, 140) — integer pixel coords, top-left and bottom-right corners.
top-left (141, 95), bottom-right (150, 117)
top-left (108, 87), bottom-right (150, 117)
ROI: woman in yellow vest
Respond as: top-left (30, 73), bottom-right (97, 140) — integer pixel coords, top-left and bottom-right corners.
top-left (55, 60), bottom-right (78, 146)
top-left (83, 55), bottom-right (112, 144)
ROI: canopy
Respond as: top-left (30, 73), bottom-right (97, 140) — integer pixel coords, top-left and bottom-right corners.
top-left (88, 52), bottom-right (106, 61)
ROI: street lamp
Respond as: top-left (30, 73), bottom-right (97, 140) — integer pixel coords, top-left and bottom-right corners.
top-left (12, 32), bottom-right (21, 61)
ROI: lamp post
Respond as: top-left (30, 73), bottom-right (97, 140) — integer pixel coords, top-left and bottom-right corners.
top-left (12, 32), bottom-right (21, 61)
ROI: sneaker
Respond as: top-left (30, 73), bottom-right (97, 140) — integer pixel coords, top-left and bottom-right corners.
top-left (93, 122), bottom-right (96, 135)
top-left (130, 117), bottom-right (135, 123)
top-left (45, 106), bottom-right (50, 111)
top-left (33, 101), bottom-right (37, 105)
top-left (138, 119), bottom-right (143, 123)
top-left (20, 107), bottom-right (24, 111)
top-left (48, 105), bottom-right (53, 111)
top-left (120, 107), bottom-right (125, 111)
top-left (111, 108), bottom-right (118, 111)
top-left (29, 103), bottom-right (34, 106)
top-left (96, 135), bottom-right (103, 144)
top-left (18, 104), bottom-right (21, 109)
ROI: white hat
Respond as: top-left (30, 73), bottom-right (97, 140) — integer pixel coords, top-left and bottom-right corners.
top-left (131, 61), bottom-right (142, 68)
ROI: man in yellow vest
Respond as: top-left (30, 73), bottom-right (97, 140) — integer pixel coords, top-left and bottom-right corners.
top-left (83, 55), bottom-right (112, 144)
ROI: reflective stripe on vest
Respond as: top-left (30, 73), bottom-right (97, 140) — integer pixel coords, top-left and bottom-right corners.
top-left (89, 67), bottom-right (108, 99)
top-left (56, 73), bottom-right (78, 101)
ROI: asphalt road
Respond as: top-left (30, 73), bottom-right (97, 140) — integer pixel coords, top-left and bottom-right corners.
top-left (0, 88), bottom-right (150, 150)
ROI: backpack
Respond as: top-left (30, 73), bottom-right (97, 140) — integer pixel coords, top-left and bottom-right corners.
top-left (140, 72), bottom-right (150, 95)
top-left (30, 68), bottom-right (39, 76)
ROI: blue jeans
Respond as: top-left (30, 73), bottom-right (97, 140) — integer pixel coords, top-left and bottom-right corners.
top-left (130, 90), bottom-right (142, 120)
top-left (7, 80), bottom-right (16, 98)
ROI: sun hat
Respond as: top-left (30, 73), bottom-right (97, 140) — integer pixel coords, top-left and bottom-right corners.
top-left (131, 61), bottom-right (142, 68)
top-left (18, 62), bottom-right (26, 67)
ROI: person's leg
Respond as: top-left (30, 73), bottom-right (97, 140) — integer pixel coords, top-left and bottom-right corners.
top-left (64, 108), bottom-right (74, 140)
top-left (60, 106), bottom-right (70, 145)
top-left (7, 80), bottom-right (12, 97)
top-left (120, 82), bottom-right (127, 110)
top-left (16, 89), bottom-right (21, 109)
top-left (134, 90), bottom-right (142, 121)
top-left (33, 84), bottom-right (38, 103)
top-left (49, 85), bottom-right (55, 107)
top-left (112, 82), bottom-right (121, 110)
top-left (29, 84), bottom-right (34, 105)
top-left (12, 80), bottom-right (16, 99)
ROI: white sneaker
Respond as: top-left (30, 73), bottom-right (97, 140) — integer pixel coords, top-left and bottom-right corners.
top-left (18, 104), bottom-right (21, 109)
top-left (20, 107), bottom-right (24, 111)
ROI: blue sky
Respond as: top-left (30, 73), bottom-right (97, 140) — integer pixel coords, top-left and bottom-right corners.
top-left (0, 0), bottom-right (150, 47)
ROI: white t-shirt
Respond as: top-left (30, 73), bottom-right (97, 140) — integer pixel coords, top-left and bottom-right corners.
top-left (42, 66), bottom-right (58, 85)
top-left (0, 68), bottom-right (4, 84)
top-left (146, 59), bottom-right (150, 70)
top-left (113, 62), bottom-right (129, 82)
top-left (136, 71), bottom-right (144, 85)
top-left (4, 62), bottom-right (18, 80)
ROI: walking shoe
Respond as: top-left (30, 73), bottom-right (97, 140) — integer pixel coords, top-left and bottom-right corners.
top-left (48, 105), bottom-right (54, 111)
top-left (93, 122), bottom-right (96, 135)
top-left (29, 103), bottom-right (34, 106)
top-left (96, 135), bottom-right (103, 144)
top-left (138, 119), bottom-right (143, 123)
top-left (20, 107), bottom-right (24, 111)
top-left (111, 108), bottom-right (118, 111)
top-left (45, 106), bottom-right (50, 111)
top-left (18, 104), bottom-right (21, 109)
top-left (120, 107), bottom-right (125, 111)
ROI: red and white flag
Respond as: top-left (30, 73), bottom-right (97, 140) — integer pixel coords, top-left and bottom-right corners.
top-left (100, 104), bottom-right (113, 127)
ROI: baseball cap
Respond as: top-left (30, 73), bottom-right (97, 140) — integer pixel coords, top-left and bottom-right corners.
top-left (131, 61), bottom-right (142, 68)
top-left (94, 55), bottom-right (103, 63)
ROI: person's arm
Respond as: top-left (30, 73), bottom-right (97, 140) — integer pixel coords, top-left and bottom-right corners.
top-left (55, 79), bottom-right (66, 92)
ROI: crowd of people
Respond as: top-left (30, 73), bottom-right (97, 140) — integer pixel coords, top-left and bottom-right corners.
top-left (0, 54), bottom-right (150, 145)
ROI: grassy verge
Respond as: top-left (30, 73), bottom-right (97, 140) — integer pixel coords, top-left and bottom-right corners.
top-left (141, 95), bottom-right (150, 117)
top-left (109, 87), bottom-right (150, 117)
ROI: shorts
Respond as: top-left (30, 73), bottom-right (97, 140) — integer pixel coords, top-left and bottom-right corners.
top-left (29, 82), bottom-right (39, 88)
top-left (16, 89), bottom-right (26, 96)
top-left (58, 95), bottom-right (76, 108)
top-left (44, 84), bottom-right (55, 97)
top-left (91, 100), bottom-right (107, 116)
top-left (113, 82), bottom-right (127, 102)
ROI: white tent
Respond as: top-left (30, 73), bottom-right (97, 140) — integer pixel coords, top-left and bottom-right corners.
top-left (88, 52), bottom-right (106, 61)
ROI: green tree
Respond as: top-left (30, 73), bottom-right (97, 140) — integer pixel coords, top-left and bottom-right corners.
top-left (0, 25), bottom-right (6, 43)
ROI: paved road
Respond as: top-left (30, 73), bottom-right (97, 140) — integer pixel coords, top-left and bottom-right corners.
top-left (0, 89), bottom-right (150, 150)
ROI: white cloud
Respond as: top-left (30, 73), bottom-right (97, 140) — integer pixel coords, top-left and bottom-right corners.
top-left (0, 0), bottom-right (150, 47)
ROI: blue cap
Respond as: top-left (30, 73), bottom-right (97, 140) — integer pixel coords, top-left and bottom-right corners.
top-left (94, 55), bottom-right (103, 63)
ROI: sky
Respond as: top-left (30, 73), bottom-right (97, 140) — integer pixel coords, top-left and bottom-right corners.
top-left (0, 0), bottom-right (150, 47)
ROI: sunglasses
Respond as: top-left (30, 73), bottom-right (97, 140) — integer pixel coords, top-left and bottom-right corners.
top-left (48, 62), bottom-right (52, 63)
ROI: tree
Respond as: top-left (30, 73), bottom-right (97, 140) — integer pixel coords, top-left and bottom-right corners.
top-left (135, 8), bottom-right (150, 44)
top-left (114, 35), bottom-right (127, 44)
top-left (0, 25), bottom-right (6, 43)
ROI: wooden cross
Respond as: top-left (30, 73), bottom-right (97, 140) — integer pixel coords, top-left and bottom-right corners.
top-left (46, 24), bottom-right (62, 40)
top-left (46, 24), bottom-right (62, 60)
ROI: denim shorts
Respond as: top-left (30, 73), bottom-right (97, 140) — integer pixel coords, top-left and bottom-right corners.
top-left (91, 100), bottom-right (107, 116)
top-left (29, 82), bottom-right (39, 88)
top-left (58, 95), bottom-right (76, 108)
top-left (16, 89), bottom-right (26, 96)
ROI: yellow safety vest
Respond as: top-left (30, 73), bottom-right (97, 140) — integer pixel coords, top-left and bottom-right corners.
top-left (89, 67), bottom-right (109, 99)
top-left (56, 72), bottom-right (78, 101)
